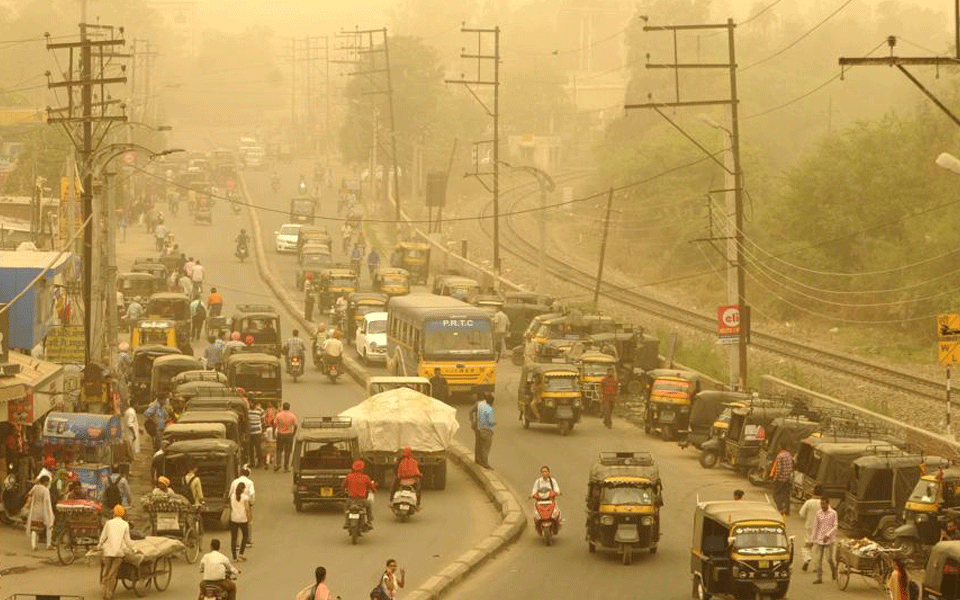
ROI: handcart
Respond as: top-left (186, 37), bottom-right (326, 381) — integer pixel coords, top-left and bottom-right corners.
top-left (142, 498), bottom-right (203, 563)
top-left (836, 538), bottom-right (900, 591)
top-left (91, 536), bottom-right (183, 597)
top-left (55, 500), bottom-right (104, 566)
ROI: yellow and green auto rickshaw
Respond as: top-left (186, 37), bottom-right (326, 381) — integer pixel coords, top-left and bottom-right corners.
top-left (576, 350), bottom-right (617, 415)
top-left (392, 241), bottom-right (430, 285)
top-left (130, 319), bottom-right (178, 351)
top-left (373, 267), bottom-right (410, 296)
top-left (517, 362), bottom-right (583, 435)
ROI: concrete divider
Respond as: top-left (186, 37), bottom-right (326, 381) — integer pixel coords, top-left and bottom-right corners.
top-left (240, 173), bottom-right (527, 600)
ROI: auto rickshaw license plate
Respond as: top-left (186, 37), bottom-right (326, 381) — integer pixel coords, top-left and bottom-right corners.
top-left (759, 561), bottom-right (770, 569)
top-left (321, 487), bottom-right (333, 497)
top-left (556, 406), bottom-right (574, 419)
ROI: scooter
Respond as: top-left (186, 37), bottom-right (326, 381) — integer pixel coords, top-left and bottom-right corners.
top-left (287, 354), bottom-right (304, 383)
top-left (391, 479), bottom-right (419, 522)
top-left (322, 354), bottom-right (341, 383)
top-left (201, 572), bottom-right (237, 600)
top-left (533, 489), bottom-right (561, 546)
top-left (344, 499), bottom-right (371, 544)
top-left (235, 243), bottom-right (249, 263)
top-left (230, 200), bottom-right (242, 215)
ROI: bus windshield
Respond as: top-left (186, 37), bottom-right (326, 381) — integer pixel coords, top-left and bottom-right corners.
top-left (423, 319), bottom-right (493, 357)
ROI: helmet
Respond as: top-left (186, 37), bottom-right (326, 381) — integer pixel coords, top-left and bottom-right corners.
top-left (118, 342), bottom-right (130, 352)
top-left (231, 331), bottom-right (241, 341)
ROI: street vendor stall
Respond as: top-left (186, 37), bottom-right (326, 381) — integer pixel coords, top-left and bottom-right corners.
top-left (42, 412), bottom-right (126, 501)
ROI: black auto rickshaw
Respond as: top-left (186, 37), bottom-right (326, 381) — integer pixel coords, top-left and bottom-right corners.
top-left (131, 260), bottom-right (169, 287)
top-left (146, 292), bottom-right (192, 352)
top-left (172, 369), bottom-right (228, 389)
top-left (183, 392), bottom-right (250, 434)
top-left (296, 246), bottom-right (332, 289)
top-left (289, 196), bottom-right (317, 224)
top-left (677, 390), bottom-right (751, 450)
top-left (292, 417), bottom-right (361, 511)
top-left (161, 438), bottom-right (240, 525)
top-left (586, 451), bottom-right (662, 564)
top-left (792, 436), bottom-right (898, 504)
top-left (174, 380), bottom-right (230, 403)
top-left (700, 405), bottom-right (796, 471)
top-left (747, 415), bottom-right (822, 486)
top-left (576, 351), bottom-right (618, 415)
top-left (150, 354), bottom-right (202, 403)
top-left (345, 292), bottom-right (389, 341)
top-left (517, 362), bottom-right (583, 435)
top-left (921, 541), bottom-right (960, 599)
top-left (473, 294), bottom-right (503, 314)
top-left (590, 330), bottom-right (660, 395)
top-left (372, 267), bottom-right (409, 297)
top-left (896, 467), bottom-right (960, 557)
top-left (130, 319), bottom-right (178, 351)
top-left (225, 353), bottom-right (282, 404)
top-left (432, 275), bottom-right (480, 303)
top-left (840, 452), bottom-right (945, 541)
top-left (642, 369), bottom-right (701, 440)
top-left (163, 422), bottom-right (227, 446)
top-left (502, 294), bottom-right (553, 350)
top-left (131, 345), bottom-right (181, 408)
top-left (392, 241), bottom-right (430, 284)
top-left (316, 266), bottom-right (357, 311)
top-left (229, 309), bottom-right (282, 357)
top-left (118, 272), bottom-right (160, 308)
top-left (691, 500), bottom-right (793, 600)
top-left (176, 409), bottom-right (245, 457)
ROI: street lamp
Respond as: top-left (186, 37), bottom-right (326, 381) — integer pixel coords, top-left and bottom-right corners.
top-left (500, 161), bottom-right (554, 293)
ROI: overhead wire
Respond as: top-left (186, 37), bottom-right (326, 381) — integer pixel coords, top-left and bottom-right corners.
top-left (740, 0), bottom-right (855, 72)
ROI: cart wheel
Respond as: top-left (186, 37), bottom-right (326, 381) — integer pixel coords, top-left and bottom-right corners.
top-left (836, 558), bottom-right (850, 590)
top-left (184, 527), bottom-right (202, 563)
top-left (133, 565), bottom-right (152, 596)
top-left (153, 556), bottom-right (173, 591)
top-left (55, 529), bottom-right (75, 566)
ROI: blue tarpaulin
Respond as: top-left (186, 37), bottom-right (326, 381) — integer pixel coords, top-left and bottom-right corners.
top-left (42, 412), bottom-right (123, 445)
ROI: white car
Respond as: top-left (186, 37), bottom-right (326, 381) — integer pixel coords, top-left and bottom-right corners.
top-left (356, 311), bottom-right (387, 364)
top-left (274, 223), bottom-right (301, 253)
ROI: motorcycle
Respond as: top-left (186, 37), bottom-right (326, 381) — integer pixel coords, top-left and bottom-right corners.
top-left (299, 180), bottom-right (307, 195)
top-left (287, 354), bottom-right (304, 383)
top-left (322, 354), bottom-right (341, 383)
top-left (200, 572), bottom-right (237, 600)
top-left (391, 479), bottom-right (419, 522)
top-left (533, 489), bottom-right (561, 546)
top-left (230, 200), bottom-right (242, 215)
top-left (344, 499), bottom-right (371, 544)
top-left (235, 243), bottom-right (249, 263)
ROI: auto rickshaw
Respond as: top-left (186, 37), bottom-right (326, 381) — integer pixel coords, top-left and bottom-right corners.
top-left (372, 267), bottom-right (410, 296)
top-left (642, 369), bottom-right (701, 440)
top-left (392, 241), bottom-right (430, 284)
top-left (747, 415), bottom-right (822, 486)
top-left (193, 203), bottom-right (212, 225)
top-left (344, 292), bottom-right (389, 341)
top-left (225, 353), bottom-right (282, 404)
top-left (130, 345), bottom-right (181, 408)
top-left (150, 354), bottom-right (202, 403)
top-left (840, 452), bottom-right (945, 541)
top-left (130, 319), bottom-right (178, 351)
top-left (792, 436), bottom-right (899, 504)
top-left (576, 351), bottom-right (617, 414)
top-left (176, 410), bottom-right (246, 460)
top-left (183, 393), bottom-right (250, 434)
top-left (118, 272), bottom-right (159, 308)
top-left (432, 275), bottom-right (480, 303)
top-left (292, 417), bottom-right (360, 511)
top-left (677, 390), bottom-right (752, 450)
top-left (896, 467), bottom-right (960, 557)
top-left (474, 294), bottom-right (503, 314)
top-left (589, 331), bottom-right (660, 395)
top-left (700, 405), bottom-right (796, 471)
top-left (162, 422), bottom-right (227, 445)
top-left (502, 294), bottom-right (553, 350)
top-left (229, 309), bottom-right (282, 357)
top-left (296, 246), bottom-right (332, 289)
top-left (920, 540), bottom-right (960, 599)
top-left (690, 500), bottom-right (793, 600)
top-left (585, 451), bottom-right (662, 564)
top-left (174, 380), bottom-right (230, 402)
top-left (131, 260), bottom-right (169, 286)
top-left (161, 438), bottom-right (240, 525)
top-left (289, 196), bottom-right (317, 224)
top-left (316, 266), bottom-right (357, 311)
top-left (172, 369), bottom-right (228, 389)
top-left (146, 292), bottom-right (192, 351)
top-left (517, 363), bottom-right (583, 435)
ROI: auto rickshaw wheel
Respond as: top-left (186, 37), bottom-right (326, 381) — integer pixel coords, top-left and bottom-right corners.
top-left (622, 547), bottom-right (633, 565)
top-left (699, 451), bottom-right (718, 469)
top-left (559, 421), bottom-right (571, 436)
top-left (875, 516), bottom-right (899, 542)
top-left (747, 467), bottom-right (766, 487)
top-left (693, 575), bottom-right (711, 600)
top-left (588, 541), bottom-right (595, 553)
top-left (836, 558), bottom-right (850, 590)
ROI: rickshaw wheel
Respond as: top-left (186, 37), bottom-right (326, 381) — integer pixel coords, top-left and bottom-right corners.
top-left (153, 556), bottom-right (173, 591)
top-left (184, 527), bottom-right (202, 563)
top-left (747, 467), bottom-right (766, 487)
top-left (622, 547), bottom-right (633, 565)
top-left (836, 558), bottom-right (850, 590)
top-left (559, 421), bottom-right (571, 436)
top-left (133, 564), bottom-right (152, 596)
top-left (699, 451), bottom-right (718, 469)
top-left (56, 529), bottom-right (76, 566)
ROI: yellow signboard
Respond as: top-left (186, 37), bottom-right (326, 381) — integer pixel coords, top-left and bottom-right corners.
top-left (58, 176), bottom-right (83, 246)
top-left (939, 341), bottom-right (960, 366)
top-left (939, 314), bottom-right (960, 338)
top-left (45, 325), bottom-right (85, 364)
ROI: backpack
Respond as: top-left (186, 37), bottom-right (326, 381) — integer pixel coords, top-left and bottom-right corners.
top-left (103, 476), bottom-right (122, 510)
top-left (369, 582), bottom-right (389, 600)
top-left (183, 474), bottom-right (197, 504)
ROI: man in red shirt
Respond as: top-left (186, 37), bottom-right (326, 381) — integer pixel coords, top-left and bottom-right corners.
top-left (342, 459), bottom-right (376, 524)
top-left (599, 367), bottom-right (619, 429)
top-left (273, 402), bottom-right (298, 472)
top-left (391, 447), bottom-right (422, 505)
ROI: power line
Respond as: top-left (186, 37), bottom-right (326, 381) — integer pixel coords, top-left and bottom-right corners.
top-left (740, 0), bottom-right (787, 25)
top-left (741, 0), bottom-right (855, 72)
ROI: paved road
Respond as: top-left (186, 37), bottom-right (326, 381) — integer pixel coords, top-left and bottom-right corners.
top-left (0, 161), bottom-right (497, 600)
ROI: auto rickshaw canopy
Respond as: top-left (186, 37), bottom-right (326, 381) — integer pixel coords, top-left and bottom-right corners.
top-left (172, 370), bottom-right (228, 387)
top-left (163, 422), bottom-right (227, 443)
top-left (132, 345), bottom-right (181, 379)
top-left (147, 292), bottom-right (191, 321)
top-left (589, 451), bottom-right (660, 484)
top-left (922, 540), bottom-right (960, 594)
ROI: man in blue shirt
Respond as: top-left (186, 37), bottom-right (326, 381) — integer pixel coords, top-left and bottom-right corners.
top-left (474, 392), bottom-right (496, 469)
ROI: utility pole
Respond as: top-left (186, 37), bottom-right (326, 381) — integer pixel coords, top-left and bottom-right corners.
top-left (46, 24), bottom-right (127, 365)
top-left (447, 26), bottom-right (501, 273)
top-left (625, 19), bottom-right (748, 390)
top-left (593, 188), bottom-right (614, 307)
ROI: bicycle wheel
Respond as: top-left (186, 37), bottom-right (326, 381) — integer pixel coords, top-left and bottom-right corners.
top-left (153, 556), bottom-right (173, 591)
top-left (184, 525), bottom-right (202, 563)
top-left (836, 559), bottom-right (850, 590)
top-left (56, 529), bottom-right (76, 566)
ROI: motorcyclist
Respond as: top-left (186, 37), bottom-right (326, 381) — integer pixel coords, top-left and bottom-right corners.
top-left (391, 446), bottom-right (422, 506)
top-left (312, 324), bottom-right (329, 362)
top-left (198, 538), bottom-right (239, 600)
top-left (320, 330), bottom-right (344, 371)
top-left (282, 329), bottom-right (306, 372)
top-left (367, 249), bottom-right (381, 280)
top-left (154, 217), bottom-right (168, 252)
top-left (341, 459), bottom-right (376, 525)
top-left (298, 174), bottom-right (307, 195)
top-left (235, 229), bottom-right (249, 258)
top-left (349, 245), bottom-right (363, 276)
top-left (333, 296), bottom-right (348, 329)
top-left (124, 296), bottom-right (144, 328)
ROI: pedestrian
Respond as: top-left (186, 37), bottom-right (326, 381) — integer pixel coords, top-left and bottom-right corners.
top-left (191, 259), bottom-right (205, 297)
top-left (304, 279), bottom-right (315, 322)
top-left (229, 481), bottom-right (251, 562)
top-left (380, 558), bottom-right (406, 599)
top-left (492, 307), bottom-right (510, 360)
top-left (811, 496), bottom-right (838, 584)
top-left (178, 272), bottom-right (192, 297)
top-left (474, 392), bottom-right (495, 469)
top-left (204, 335), bottom-right (223, 371)
top-left (296, 566), bottom-right (333, 600)
top-left (274, 402), bottom-right (298, 472)
top-left (262, 422), bottom-right (276, 469)
top-left (769, 442), bottom-right (794, 516)
top-left (25, 474), bottom-right (54, 550)
top-left (798, 484), bottom-right (824, 571)
top-left (429, 368), bottom-right (449, 403)
top-left (123, 403), bottom-right (140, 459)
top-left (229, 467), bottom-right (256, 546)
top-left (97, 504), bottom-right (135, 600)
top-left (733, 489), bottom-right (744, 500)
top-left (208, 287), bottom-right (224, 317)
top-left (183, 463), bottom-right (204, 508)
top-left (143, 395), bottom-right (169, 452)
top-left (247, 401), bottom-right (264, 469)
top-left (888, 557), bottom-right (912, 600)
top-left (184, 256), bottom-right (195, 278)
top-left (104, 464), bottom-right (133, 510)
top-left (191, 299), bottom-right (207, 340)
top-left (599, 367), bottom-right (619, 429)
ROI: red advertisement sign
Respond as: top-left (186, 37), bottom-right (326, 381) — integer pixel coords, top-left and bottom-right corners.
top-left (717, 305), bottom-right (741, 337)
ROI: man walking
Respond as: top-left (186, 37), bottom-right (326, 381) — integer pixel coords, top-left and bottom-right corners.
top-left (98, 505), bottom-right (135, 600)
top-left (811, 496), bottom-right (838, 584)
top-left (475, 392), bottom-right (495, 469)
top-left (770, 442), bottom-right (794, 516)
top-left (798, 485), bottom-right (825, 572)
top-left (143, 395), bottom-right (169, 452)
top-left (247, 401), bottom-right (264, 468)
top-left (599, 367), bottom-right (619, 429)
top-left (492, 307), bottom-right (510, 360)
top-left (429, 368), bottom-right (449, 403)
top-left (190, 298), bottom-right (206, 341)
top-left (274, 402), bottom-right (298, 472)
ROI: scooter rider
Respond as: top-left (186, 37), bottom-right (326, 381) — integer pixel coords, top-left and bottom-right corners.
top-left (312, 323), bottom-right (329, 363)
top-left (391, 446), bottom-right (422, 506)
top-left (531, 465), bottom-right (561, 499)
top-left (342, 459), bottom-right (376, 524)
top-left (320, 329), bottom-right (344, 370)
top-left (282, 329), bottom-right (306, 372)
top-left (235, 229), bottom-right (249, 257)
top-left (198, 538), bottom-right (239, 600)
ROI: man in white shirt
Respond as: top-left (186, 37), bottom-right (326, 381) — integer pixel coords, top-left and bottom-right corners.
top-left (123, 405), bottom-right (139, 458)
top-left (229, 467), bottom-right (256, 546)
top-left (798, 484), bottom-right (824, 572)
top-left (199, 538), bottom-right (238, 600)
top-left (98, 504), bottom-right (136, 600)
top-left (493, 308), bottom-right (510, 359)
top-left (190, 260), bottom-right (205, 296)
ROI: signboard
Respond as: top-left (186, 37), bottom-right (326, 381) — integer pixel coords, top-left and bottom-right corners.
top-left (45, 325), bottom-right (85, 364)
top-left (940, 341), bottom-right (960, 366)
top-left (58, 176), bottom-right (83, 245)
top-left (7, 392), bottom-right (32, 425)
top-left (717, 305), bottom-right (741, 343)
top-left (937, 314), bottom-right (960, 365)
top-left (939, 314), bottom-right (960, 338)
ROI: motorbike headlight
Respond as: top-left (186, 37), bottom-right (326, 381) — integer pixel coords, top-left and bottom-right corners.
top-left (732, 566), bottom-right (740, 578)
top-left (573, 399), bottom-right (582, 408)
top-left (545, 399), bottom-right (555, 408)
top-left (600, 515), bottom-right (615, 526)
top-left (641, 516), bottom-right (653, 526)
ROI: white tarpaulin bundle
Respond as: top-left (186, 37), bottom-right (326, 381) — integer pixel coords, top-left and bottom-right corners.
top-left (340, 387), bottom-right (459, 453)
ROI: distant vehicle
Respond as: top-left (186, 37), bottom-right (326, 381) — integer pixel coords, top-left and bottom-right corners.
top-left (274, 223), bottom-right (302, 253)
top-left (355, 311), bottom-right (387, 365)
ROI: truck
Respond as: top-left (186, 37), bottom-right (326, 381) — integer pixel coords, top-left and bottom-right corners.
top-left (341, 387), bottom-right (458, 490)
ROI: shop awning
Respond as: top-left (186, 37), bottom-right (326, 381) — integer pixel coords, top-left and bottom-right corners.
top-left (42, 412), bottom-right (122, 445)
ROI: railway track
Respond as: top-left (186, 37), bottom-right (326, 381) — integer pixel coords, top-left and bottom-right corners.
top-left (479, 172), bottom-right (945, 403)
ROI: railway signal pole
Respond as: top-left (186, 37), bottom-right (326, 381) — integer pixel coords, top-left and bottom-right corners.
top-left (625, 19), bottom-right (748, 391)
top-left (447, 26), bottom-right (501, 273)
